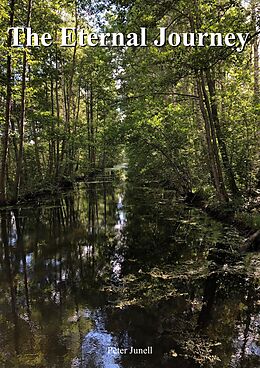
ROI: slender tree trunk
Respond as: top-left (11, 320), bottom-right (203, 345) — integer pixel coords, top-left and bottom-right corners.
top-left (60, 71), bottom-right (68, 171)
top-left (49, 77), bottom-right (55, 177)
top-left (70, 77), bottom-right (81, 174)
top-left (14, 0), bottom-right (33, 201)
top-left (252, 1), bottom-right (260, 187)
top-left (55, 44), bottom-right (61, 180)
top-left (199, 72), bottom-right (229, 202)
top-left (86, 81), bottom-right (96, 175)
top-left (11, 118), bottom-right (18, 162)
top-left (90, 80), bottom-right (96, 174)
top-left (86, 84), bottom-right (91, 165)
top-left (197, 79), bottom-right (220, 194)
top-left (191, 3), bottom-right (228, 202)
top-left (31, 119), bottom-right (42, 177)
top-left (252, 0), bottom-right (259, 102)
top-left (0, 0), bottom-right (15, 204)
top-left (205, 69), bottom-right (239, 197)
top-left (61, 1), bottom-right (78, 178)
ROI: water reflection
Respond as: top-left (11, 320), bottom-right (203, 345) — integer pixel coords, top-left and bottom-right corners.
top-left (80, 309), bottom-right (129, 368)
top-left (0, 183), bottom-right (259, 368)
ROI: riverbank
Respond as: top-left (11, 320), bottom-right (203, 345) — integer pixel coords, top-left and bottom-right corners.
top-left (185, 190), bottom-right (260, 252)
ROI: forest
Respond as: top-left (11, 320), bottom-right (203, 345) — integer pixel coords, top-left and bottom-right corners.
top-left (0, 0), bottom-right (259, 207)
top-left (0, 0), bottom-right (260, 367)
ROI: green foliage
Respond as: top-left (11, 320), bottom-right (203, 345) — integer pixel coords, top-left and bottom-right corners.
top-left (0, 0), bottom-right (259, 204)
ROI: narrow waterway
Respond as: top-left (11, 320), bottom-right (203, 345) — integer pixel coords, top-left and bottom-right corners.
top-left (0, 181), bottom-right (260, 368)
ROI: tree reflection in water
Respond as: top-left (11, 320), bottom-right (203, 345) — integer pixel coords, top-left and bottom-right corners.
top-left (0, 183), bottom-right (259, 368)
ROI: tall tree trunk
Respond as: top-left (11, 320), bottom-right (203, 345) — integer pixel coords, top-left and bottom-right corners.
top-left (49, 77), bottom-right (55, 177)
top-left (86, 83), bottom-right (91, 166)
top-left (90, 80), bottom-right (96, 174)
top-left (197, 79), bottom-right (221, 196)
top-left (70, 78), bottom-right (81, 174)
top-left (31, 119), bottom-right (42, 177)
top-left (0, 0), bottom-right (15, 204)
top-left (199, 72), bottom-right (229, 202)
top-left (252, 1), bottom-right (260, 187)
top-left (205, 69), bottom-right (240, 197)
top-left (14, 0), bottom-right (33, 201)
top-left (252, 0), bottom-right (259, 102)
top-left (55, 44), bottom-right (61, 180)
top-left (61, 1), bottom-right (78, 179)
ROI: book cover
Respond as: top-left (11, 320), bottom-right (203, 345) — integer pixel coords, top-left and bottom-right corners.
top-left (0, 0), bottom-right (259, 367)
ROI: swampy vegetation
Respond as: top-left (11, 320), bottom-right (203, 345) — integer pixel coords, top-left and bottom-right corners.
top-left (0, 0), bottom-right (260, 367)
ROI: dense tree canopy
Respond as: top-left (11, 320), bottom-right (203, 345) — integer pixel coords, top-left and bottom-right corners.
top-left (0, 0), bottom-right (259, 205)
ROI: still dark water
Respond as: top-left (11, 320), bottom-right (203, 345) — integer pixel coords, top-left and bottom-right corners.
top-left (0, 182), bottom-right (260, 368)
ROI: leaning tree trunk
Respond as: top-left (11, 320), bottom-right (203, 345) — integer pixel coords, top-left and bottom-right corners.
top-left (205, 69), bottom-right (240, 198)
top-left (199, 72), bottom-right (229, 202)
